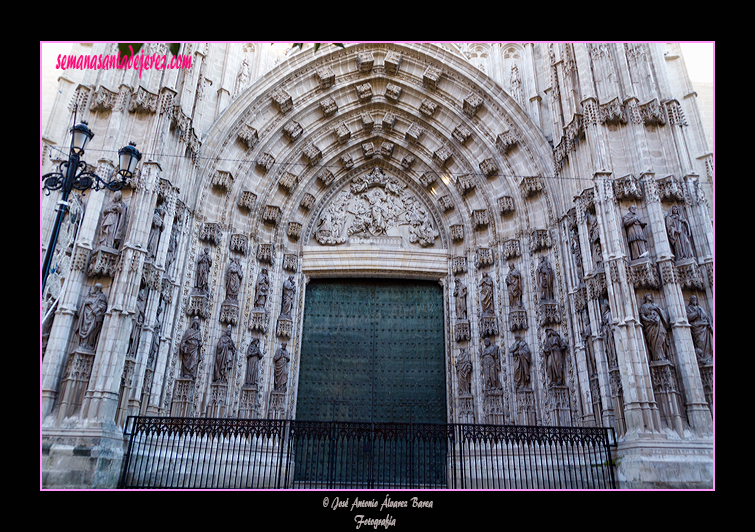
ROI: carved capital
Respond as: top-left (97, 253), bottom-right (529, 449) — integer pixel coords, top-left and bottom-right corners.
top-left (271, 88), bottom-right (293, 113)
top-left (238, 190), bottom-right (257, 211)
top-left (283, 121), bottom-right (303, 141)
top-left (423, 66), bottom-right (443, 90)
top-left (263, 205), bottom-right (282, 226)
top-left (257, 243), bottom-right (275, 264)
top-left (199, 223), bottom-right (222, 246)
top-left (210, 170), bottom-right (233, 192)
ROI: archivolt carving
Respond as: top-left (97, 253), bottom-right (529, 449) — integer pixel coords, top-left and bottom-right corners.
top-left (313, 167), bottom-right (439, 247)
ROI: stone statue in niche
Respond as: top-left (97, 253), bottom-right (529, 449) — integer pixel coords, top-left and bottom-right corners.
top-left (587, 211), bottom-right (603, 269)
top-left (274, 342), bottom-right (290, 391)
top-left (570, 227), bottom-right (584, 279)
top-left (639, 293), bottom-right (670, 362)
top-left (98, 191), bottom-right (128, 250)
top-left (165, 218), bottom-right (180, 273)
top-left (179, 317), bottom-right (202, 380)
top-left (147, 302), bottom-right (163, 369)
top-left (665, 205), bottom-right (694, 260)
top-left (194, 248), bottom-right (212, 294)
top-left (581, 315), bottom-right (597, 376)
top-left (244, 338), bottom-right (263, 386)
top-left (456, 347), bottom-right (473, 396)
top-left (254, 268), bottom-right (270, 310)
top-left (146, 206), bottom-right (165, 262)
top-left (225, 257), bottom-right (243, 303)
top-left (510, 334), bottom-right (531, 389)
top-left (622, 205), bottom-right (649, 260)
top-left (280, 275), bottom-right (297, 318)
top-left (600, 298), bottom-right (618, 368)
top-left (686, 295), bottom-right (713, 365)
top-left (76, 283), bottom-right (108, 351)
top-left (453, 277), bottom-right (468, 320)
top-left (127, 286), bottom-right (147, 358)
top-left (543, 328), bottom-right (567, 387)
top-left (480, 338), bottom-right (502, 392)
top-left (536, 256), bottom-right (554, 301)
top-left (506, 263), bottom-right (524, 307)
top-left (479, 273), bottom-right (496, 317)
top-left (213, 325), bottom-right (236, 384)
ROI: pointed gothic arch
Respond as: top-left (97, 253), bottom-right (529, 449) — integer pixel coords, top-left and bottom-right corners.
top-left (195, 43), bottom-right (558, 259)
top-left (178, 43), bottom-right (568, 425)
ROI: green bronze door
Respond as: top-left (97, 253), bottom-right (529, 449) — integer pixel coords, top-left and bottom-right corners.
top-left (296, 278), bottom-right (447, 424)
top-left (294, 279), bottom-right (447, 487)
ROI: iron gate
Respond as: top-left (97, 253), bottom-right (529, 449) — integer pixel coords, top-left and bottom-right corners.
top-left (119, 417), bottom-right (617, 489)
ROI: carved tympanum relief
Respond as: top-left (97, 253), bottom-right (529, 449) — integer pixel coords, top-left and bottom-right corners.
top-left (313, 167), bottom-right (439, 247)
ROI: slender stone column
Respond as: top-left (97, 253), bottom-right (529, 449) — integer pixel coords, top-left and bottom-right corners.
top-left (642, 176), bottom-right (712, 435)
top-left (579, 85), bottom-right (662, 437)
top-left (80, 162), bottom-right (164, 424)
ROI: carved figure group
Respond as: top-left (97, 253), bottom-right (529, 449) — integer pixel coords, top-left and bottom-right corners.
top-left (314, 168), bottom-right (438, 247)
top-left (315, 192), bottom-right (351, 245)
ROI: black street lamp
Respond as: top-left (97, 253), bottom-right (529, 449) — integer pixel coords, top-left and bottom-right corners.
top-left (42, 122), bottom-right (141, 291)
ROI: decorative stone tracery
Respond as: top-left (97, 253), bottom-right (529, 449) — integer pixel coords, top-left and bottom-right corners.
top-left (312, 167), bottom-right (439, 248)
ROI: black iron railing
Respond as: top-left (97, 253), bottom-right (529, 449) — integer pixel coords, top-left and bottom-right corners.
top-left (119, 417), bottom-right (616, 489)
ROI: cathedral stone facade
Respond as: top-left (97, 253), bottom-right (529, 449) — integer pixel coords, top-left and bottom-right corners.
top-left (41, 43), bottom-right (714, 489)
